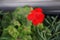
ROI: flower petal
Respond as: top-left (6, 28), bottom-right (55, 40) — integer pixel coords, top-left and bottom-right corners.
top-left (34, 8), bottom-right (43, 12)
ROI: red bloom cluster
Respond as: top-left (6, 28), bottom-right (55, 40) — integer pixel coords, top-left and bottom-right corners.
top-left (27, 8), bottom-right (45, 26)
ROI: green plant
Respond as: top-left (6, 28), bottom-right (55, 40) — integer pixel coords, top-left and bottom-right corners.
top-left (0, 6), bottom-right (60, 40)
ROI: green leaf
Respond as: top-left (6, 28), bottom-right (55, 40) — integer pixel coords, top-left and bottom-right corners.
top-left (22, 26), bottom-right (31, 34)
top-left (13, 6), bottom-right (32, 26)
top-left (37, 24), bottom-right (44, 31)
top-left (22, 35), bottom-right (32, 40)
top-left (0, 37), bottom-right (15, 40)
top-left (12, 19), bottom-right (20, 27)
top-left (1, 12), bottom-right (12, 28)
top-left (7, 25), bottom-right (19, 39)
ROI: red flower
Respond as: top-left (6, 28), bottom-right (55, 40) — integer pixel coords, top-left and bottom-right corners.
top-left (27, 8), bottom-right (45, 26)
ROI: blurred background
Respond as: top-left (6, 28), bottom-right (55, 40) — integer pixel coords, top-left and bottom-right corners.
top-left (0, 0), bottom-right (60, 14)
top-left (0, 0), bottom-right (60, 7)
top-left (0, 0), bottom-right (53, 2)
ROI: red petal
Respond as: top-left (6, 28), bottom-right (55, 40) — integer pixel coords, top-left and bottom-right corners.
top-left (27, 8), bottom-right (45, 26)
top-left (27, 13), bottom-right (33, 20)
top-left (34, 8), bottom-right (43, 12)
top-left (38, 13), bottom-right (45, 23)
top-left (32, 12), bottom-right (45, 25)
top-left (32, 19), bottom-right (40, 25)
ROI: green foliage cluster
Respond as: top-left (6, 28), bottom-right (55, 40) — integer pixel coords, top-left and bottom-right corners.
top-left (0, 6), bottom-right (60, 40)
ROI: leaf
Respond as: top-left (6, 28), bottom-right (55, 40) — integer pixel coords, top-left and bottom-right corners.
top-left (1, 12), bottom-right (12, 28)
top-left (0, 37), bottom-right (15, 40)
top-left (52, 16), bottom-right (58, 26)
top-left (12, 19), bottom-right (20, 27)
top-left (22, 26), bottom-right (31, 34)
top-left (55, 24), bottom-right (60, 32)
top-left (7, 25), bottom-right (19, 39)
top-left (45, 18), bottom-right (51, 25)
top-left (13, 6), bottom-right (32, 26)
top-left (38, 24), bottom-right (44, 31)
top-left (22, 35), bottom-right (32, 40)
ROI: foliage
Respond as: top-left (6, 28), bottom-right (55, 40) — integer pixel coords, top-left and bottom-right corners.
top-left (0, 6), bottom-right (60, 40)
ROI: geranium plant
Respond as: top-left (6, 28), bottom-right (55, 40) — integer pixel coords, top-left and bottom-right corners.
top-left (0, 6), bottom-right (60, 40)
